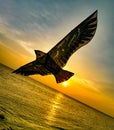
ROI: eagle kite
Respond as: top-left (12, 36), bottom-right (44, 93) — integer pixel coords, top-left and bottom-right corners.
top-left (13, 10), bottom-right (97, 83)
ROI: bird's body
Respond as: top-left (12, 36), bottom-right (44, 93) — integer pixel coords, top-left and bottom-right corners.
top-left (13, 10), bottom-right (97, 83)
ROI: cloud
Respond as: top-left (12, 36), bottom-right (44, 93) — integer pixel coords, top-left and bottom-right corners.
top-left (71, 76), bottom-right (101, 94)
top-left (0, 33), bottom-right (34, 59)
top-left (17, 40), bottom-right (34, 55)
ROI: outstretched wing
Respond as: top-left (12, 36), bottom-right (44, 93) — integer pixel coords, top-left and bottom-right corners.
top-left (48, 10), bottom-right (97, 67)
top-left (13, 60), bottom-right (51, 76)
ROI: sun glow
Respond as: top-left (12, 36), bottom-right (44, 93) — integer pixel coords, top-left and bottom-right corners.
top-left (63, 81), bottom-right (68, 87)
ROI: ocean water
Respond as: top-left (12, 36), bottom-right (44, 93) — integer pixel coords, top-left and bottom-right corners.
top-left (0, 63), bottom-right (114, 130)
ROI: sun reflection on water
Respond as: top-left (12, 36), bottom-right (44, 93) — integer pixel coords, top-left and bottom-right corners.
top-left (45, 93), bottom-right (63, 125)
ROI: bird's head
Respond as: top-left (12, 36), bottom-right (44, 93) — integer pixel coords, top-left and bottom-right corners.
top-left (34, 50), bottom-right (46, 59)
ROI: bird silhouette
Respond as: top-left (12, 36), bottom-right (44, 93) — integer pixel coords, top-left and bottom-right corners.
top-left (13, 10), bottom-right (97, 83)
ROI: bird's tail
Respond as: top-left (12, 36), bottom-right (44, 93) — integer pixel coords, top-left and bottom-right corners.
top-left (54, 69), bottom-right (74, 83)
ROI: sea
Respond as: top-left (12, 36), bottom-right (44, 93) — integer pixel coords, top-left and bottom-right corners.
top-left (0, 63), bottom-right (114, 130)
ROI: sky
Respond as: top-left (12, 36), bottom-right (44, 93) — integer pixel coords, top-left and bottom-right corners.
top-left (0, 0), bottom-right (114, 117)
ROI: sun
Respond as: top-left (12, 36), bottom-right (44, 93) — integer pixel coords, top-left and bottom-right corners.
top-left (63, 81), bottom-right (68, 87)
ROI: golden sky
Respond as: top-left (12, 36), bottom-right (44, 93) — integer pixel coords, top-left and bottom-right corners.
top-left (0, 1), bottom-right (114, 117)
